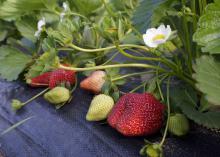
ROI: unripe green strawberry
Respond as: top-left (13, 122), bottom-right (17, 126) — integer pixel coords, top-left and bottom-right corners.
top-left (86, 94), bottom-right (114, 121)
top-left (140, 143), bottom-right (163, 157)
top-left (44, 87), bottom-right (70, 104)
top-left (168, 113), bottom-right (189, 136)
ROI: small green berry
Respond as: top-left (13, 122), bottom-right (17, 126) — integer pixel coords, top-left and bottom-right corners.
top-left (44, 87), bottom-right (70, 104)
top-left (168, 113), bottom-right (190, 136)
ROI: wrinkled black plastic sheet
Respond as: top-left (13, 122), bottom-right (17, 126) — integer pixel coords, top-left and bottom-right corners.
top-left (0, 79), bottom-right (220, 157)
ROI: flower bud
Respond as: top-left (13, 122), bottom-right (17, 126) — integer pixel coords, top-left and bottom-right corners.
top-left (11, 99), bottom-right (24, 111)
top-left (146, 144), bottom-right (163, 157)
top-left (44, 87), bottom-right (70, 104)
top-left (140, 143), bottom-right (163, 157)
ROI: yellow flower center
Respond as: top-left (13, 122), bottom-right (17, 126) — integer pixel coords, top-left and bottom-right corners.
top-left (152, 34), bottom-right (165, 41)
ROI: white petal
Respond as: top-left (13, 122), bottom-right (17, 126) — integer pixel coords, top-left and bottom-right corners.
top-left (143, 34), bottom-right (158, 48)
top-left (158, 24), bottom-right (166, 31)
top-left (63, 2), bottom-right (68, 11)
top-left (146, 28), bottom-right (157, 36)
top-left (145, 28), bottom-right (158, 42)
top-left (164, 25), bottom-right (172, 40)
top-left (37, 17), bottom-right (46, 30)
top-left (34, 30), bottom-right (41, 37)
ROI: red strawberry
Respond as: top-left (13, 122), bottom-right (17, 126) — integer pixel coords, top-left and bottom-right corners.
top-left (26, 72), bottom-right (51, 87)
top-left (107, 93), bottom-right (165, 136)
top-left (49, 69), bottom-right (76, 89)
top-left (80, 71), bottom-right (106, 94)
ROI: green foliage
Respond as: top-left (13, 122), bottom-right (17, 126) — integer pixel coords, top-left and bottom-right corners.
top-left (132, 0), bottom-right (164, 33)
top-left (25, 51), bottom-right (59, 79)
top-left (0, 30), bottom-right (7, 42)
top-left (0, 46), bottom-right (31, 81)
top-left (193, 0), bottom-right (220, 54)
top-left (194, 55), bottom-right (220, 106)
top-left (47, 19), bottom-right (77, 46)
top-left (15, 15), bottom-right (37, 42)
top-left (151, 0), bottom-right (180, 27)
top-left (101, 68), bottom-right (126, 101)
top-left (0, 0), bottom-right (46, 20)
top-left (170, 84), bottom-right (220, 129)
top-left (68, 0), bottom-right (102, 16)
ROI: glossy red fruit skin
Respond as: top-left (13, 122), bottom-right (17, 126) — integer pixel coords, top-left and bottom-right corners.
top-left (49, 69), bottom-right (76, 89)
top-left (107, 93), bottom-right (165, 136)
top-left (27, 72), bottom-right (51, 87)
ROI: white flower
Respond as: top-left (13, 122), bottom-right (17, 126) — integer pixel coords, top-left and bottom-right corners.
top-left (63, 2), bottom-right (68, 12)
top-left (34, 17), bottom-right (46, 37)
top-left (143, 24), bottom-right (172, 48)
top-left (60, 2), bottom-right (69, 22)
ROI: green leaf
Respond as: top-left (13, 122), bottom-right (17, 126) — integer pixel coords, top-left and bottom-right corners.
top-left (0, 30), bottom-right (7, 42)
top-left (26, 50), bottom-right (59, 79)
top-left (132, 0), bottom-right (164, 33)
top-left (42, 37), bottom-right (56, 52)
top-left (0, 46), bottom-right (31, 81)
top-left (47, 19), bottom-right (76, 46)
top-left (68, 0), bottom-right (102, 16)
top-left (193, 0), bottom-right (220, 54)
top-left (151, 0), bottom-right (180, 27)
top-left (15, 15), bottom-right (37, 42)
top-left (170, 84), bottom-right (220, 129)
top-left (180, 103), bottom-right (220, 129)
top-left (81, 25), bottom-right (96, 47)
top-left (42, 0), bottom-right (57, 10)
top-left (194, 55), bottom-right (220, 105)
top-left (0, 0), bottom-right (46, 20)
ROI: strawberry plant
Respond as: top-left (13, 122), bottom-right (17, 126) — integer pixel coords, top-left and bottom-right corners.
top-left (0, 0), bottom-right (220, 156)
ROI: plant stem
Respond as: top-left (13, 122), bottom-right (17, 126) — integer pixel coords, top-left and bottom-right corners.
top-left (129, 81), bottom-right (149, 93)
top-left (22, 88), bottom-right (49, 106)
top-left (68, 12), bottom-right (89, 21)
top-left (199, 0), bottom-right (204, 15)
top-left (101, 0), bottom-right (117, 17)
top-left (182, 0), bottom-right (193, 74)
top-left (112, 71), bottom-right (155, 82)
top-left (160, 77), bottom-right (171, 147)
top-left (59, 63), bottom-right (165, 72)
top-left (101, 52), bottom-right (119, 65)
top-left (115, 44), bottom-right (163, 62)
top-left (191, 0), bottom-right (199, 58)
top-left (129, 73), bottom-right (168, 93)
top-left (115, 44), bottom-right (178, 71)
top-left (68, 43), bottom-right (150, 53)
top-left (203, 0), bottom-right (207, 8)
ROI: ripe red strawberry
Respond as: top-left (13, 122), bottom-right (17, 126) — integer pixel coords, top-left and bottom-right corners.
top-left (26, 72), bottom-right (51, 87)
top-left (80, 71), bottom-right (106, 94)
top-left (49, 69), bottom-right (76, 89)
top-left (107, 93), bottom-right (165, 136)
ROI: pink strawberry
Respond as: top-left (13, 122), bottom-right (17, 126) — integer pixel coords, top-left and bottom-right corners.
top-left (26, 72), bottom-right (51, 87)
top-left (107, 93), bottom-right (165, 136)
top-left (80, 71), bottom-right (106, 94)
top-left (49, 69), bottom-right (76, 89)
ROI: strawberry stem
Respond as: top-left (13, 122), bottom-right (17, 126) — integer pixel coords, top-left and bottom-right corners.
top-left (159, 77), bottom-right (171, 147)
top-left (23, 88), bottom-right (49, 105)
top-left (111, 71), bottom-right (155, 82)
top-left (12, 88), bottom-right (50, 111)
top-left (59, 63), bottom-right (165, 72)
top-left (68, 43), bottom-right (150, 53)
